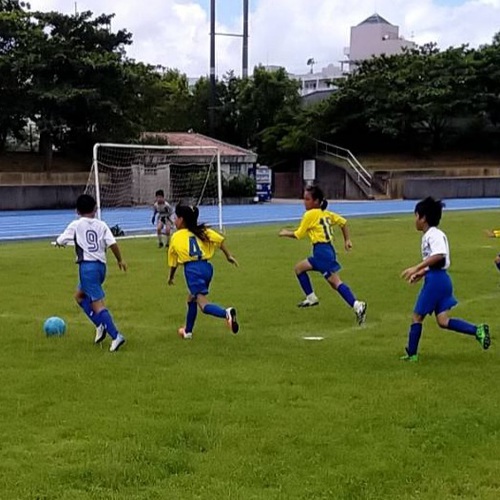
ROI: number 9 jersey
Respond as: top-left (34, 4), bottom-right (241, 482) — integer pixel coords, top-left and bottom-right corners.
top-left (56, 217), bottom-right (117, 263)
top-left (168, 228), bottom-right (225, 267)
top-left (293, 208), bottom-right (347, 244)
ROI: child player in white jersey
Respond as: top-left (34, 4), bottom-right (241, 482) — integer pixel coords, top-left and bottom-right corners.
top-left (56, 194), bottom-right (127, 352)
top-left (151, 189), bottom-right (173, 248)
top-left (401, 197), bottom-right (490, 361)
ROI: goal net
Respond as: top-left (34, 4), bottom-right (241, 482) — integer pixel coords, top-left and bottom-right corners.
top-left (85, 143), bottom-right (223, 229)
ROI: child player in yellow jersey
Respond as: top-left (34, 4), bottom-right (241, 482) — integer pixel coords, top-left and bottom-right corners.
top-left (485, 228), bottom-right (500, 272)
top-left (279, 185), bottom-right (367, 325)
top-left (168, 204), bottom-right (239, 339)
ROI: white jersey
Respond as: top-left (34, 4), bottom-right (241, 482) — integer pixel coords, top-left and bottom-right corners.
top-left (154, 201), bottom-right (173, 219)
top-left (56, 217), bottom-right (116, 264)
top-left (421, 226), bottom-right (450, 270)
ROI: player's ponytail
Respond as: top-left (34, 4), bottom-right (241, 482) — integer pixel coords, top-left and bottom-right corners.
top-left (175, 204), bottom-right (209, 242)
top-left (305, 185), bottom-right (328, 211)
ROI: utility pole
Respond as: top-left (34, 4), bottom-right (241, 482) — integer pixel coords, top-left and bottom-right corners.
top-left (209, 0), bottom-right (216, 135)
top-left (242, 0), bottom-right (249, 78)
top-left (209, 1), bottom-right (250, 134)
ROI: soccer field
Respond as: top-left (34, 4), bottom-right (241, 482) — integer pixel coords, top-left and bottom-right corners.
top-left (1, 210), bottom-right (500, 499)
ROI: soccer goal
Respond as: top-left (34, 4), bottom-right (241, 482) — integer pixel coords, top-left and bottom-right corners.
top-left (85, 143), bottom-right (223, 229)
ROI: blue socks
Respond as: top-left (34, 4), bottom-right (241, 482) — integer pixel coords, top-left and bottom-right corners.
top-left (78, 296), bottom-right (99, 326)
top-left (297, 272), bottom-right (313, 296)
top-left (186, 301), bottom-right (198, 333)
top-left (337, 283), bottom-right (356, 307)
top-left (447, 318), bottom-right (477, 336)
top-left (407, 323), bottom-right (423, 356)
top-left (203, 304), bottom-right (227, 318)
top-left (93, 309), bottom-right (119, 339)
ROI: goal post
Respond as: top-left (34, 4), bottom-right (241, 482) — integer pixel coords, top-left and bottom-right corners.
top-left (86, 143), bottom-right (223, 230)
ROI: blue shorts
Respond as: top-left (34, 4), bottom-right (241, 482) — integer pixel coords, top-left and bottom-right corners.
top-left (414, 269), bottom-right (458, 317)
top-left (307, 242), bottom-right (341, 278)
top-left (78, 261), bottom-right (106, 302)
top-left (184, 260), bottom-right (214, 296)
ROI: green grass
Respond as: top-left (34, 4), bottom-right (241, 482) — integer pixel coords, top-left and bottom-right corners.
top-left (1, 211), bottom-right (500, 499)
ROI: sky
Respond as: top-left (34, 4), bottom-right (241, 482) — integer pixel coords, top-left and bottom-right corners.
top-left (29, 0), bottom-right (500, 77)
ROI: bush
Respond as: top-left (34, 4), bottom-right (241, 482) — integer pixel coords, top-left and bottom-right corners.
top-left (223, 175), bottom-right (256, 197)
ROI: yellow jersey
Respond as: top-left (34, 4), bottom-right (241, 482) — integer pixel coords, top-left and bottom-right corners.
top-left (168, 228), bottom-right (225, 267)
top-left (294, 208), bottom-right (347, 244)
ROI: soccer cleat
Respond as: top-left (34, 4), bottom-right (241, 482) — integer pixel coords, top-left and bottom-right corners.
top-left (109, 334), bottom-right (126, 352)
top-left (177, 327), bottom-right (192, 340)
top-left (158, 242), bottom-right (164, 248)
top-left (226, 308), bottom-right (239, 334)
top-left (355, 301), bottom-right (367, 325)
top-left (297, 297), bottom-right (319, 308)
top-left (94, 323), bottom-right (106, 344)
top-left (400, 353), bottom-right (419, 362)
top-left (475, 324), bottom-right (491, 350)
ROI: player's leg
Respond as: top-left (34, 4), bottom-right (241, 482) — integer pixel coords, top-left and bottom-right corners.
top-left (495, 254), bottom-right (500, 272)
top-left (178, 293), bottom-right (196, 339)
top-left (326, 272), bottom-right (366, 324)
top-left (165, 221), bottom-right (172, 247)
top-left (294, 259), bottom-right (318, 307)
top-left (82, 262), bottom-right (125, 350)
top-left (74, 288), bottom-right (99, 326)
top-left (401, 312), bottom-right (425, 361)
top-left (198, 294), bottom-right (239, 333)
top-left (437, 312), bottom-right (490, 350)
top-left (156, 221), bottom-right (164, 247)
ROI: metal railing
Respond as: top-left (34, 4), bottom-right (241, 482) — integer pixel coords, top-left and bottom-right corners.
top-left (315, 140), bottom-right (372, 188)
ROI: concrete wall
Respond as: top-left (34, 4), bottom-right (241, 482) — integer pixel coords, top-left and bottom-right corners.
top-left (402, 177), bottom-right (500, 199)
top-left (0, 185), bottom-right (86, 210)
top-left (316, 159), bottom-right (346, 199)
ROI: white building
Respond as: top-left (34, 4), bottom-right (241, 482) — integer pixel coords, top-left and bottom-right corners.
top-left (291, 64), bottom-right (343, 97)
top-left (343, 14), bottom-right (416, 71)
top-left (288, 14), bottom-right (415, 97)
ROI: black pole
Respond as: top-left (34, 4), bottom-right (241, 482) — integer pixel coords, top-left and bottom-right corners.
top-left (209, 0), bottom-right (216, 135)
top-left (242, 0), bottom-right (249, 78)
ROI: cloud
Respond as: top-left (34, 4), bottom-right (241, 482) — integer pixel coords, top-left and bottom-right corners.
top-left (27, 0), bottom-right (500, 77)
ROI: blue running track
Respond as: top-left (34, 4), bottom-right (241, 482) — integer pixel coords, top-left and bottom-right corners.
top-left (0, 198), bottom-right (498, 241)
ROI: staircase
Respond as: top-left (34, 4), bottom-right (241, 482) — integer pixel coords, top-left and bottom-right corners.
top-left (315, 140), bottom-right (374, 199)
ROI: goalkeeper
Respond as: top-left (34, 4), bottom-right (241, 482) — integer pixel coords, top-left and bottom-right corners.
top-left (151, 189), bottom-right (173, 248)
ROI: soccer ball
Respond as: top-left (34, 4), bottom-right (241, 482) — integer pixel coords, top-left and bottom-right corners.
top-left (43, 316), bottom-right (66, 337)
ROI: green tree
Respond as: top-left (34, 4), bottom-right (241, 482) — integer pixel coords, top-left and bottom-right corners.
top-left (0, 2), bottom-right (32, 150)
top-left (24, 10), bottom-right (133, 168)
top-left (474, 33), bottom-right (500, 128)
top-left (317, 44), bottom-right (477, 152)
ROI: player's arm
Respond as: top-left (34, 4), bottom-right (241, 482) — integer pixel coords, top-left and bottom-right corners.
top-left (109, 243), bottom-right (127, 271)
top-left (485, 229), bottom-right (500, 238)
top-left (278, 229), bottom-right (297, 238)
top-left (168, 265), bottom-right (177, 285)
top-left (339, 223), bottom-right (352, 251)
top-left (55, 221), bottom-right (77, 246)
top-left (329, 212), bottom-right (351, 250)
top-left (220, 241), bottom-right (238, 266)
top-left (167, 244), bottom-right (178, 284)
top-left (401, 254), bottom-right (445, 282)
top-left (151, 207), bottom-right (158, 225)
top-left (279, 212), bottom-right (311, 239)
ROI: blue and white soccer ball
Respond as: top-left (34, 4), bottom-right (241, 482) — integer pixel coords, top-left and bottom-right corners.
top-left (43, 316), bottom-right (66, 337)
